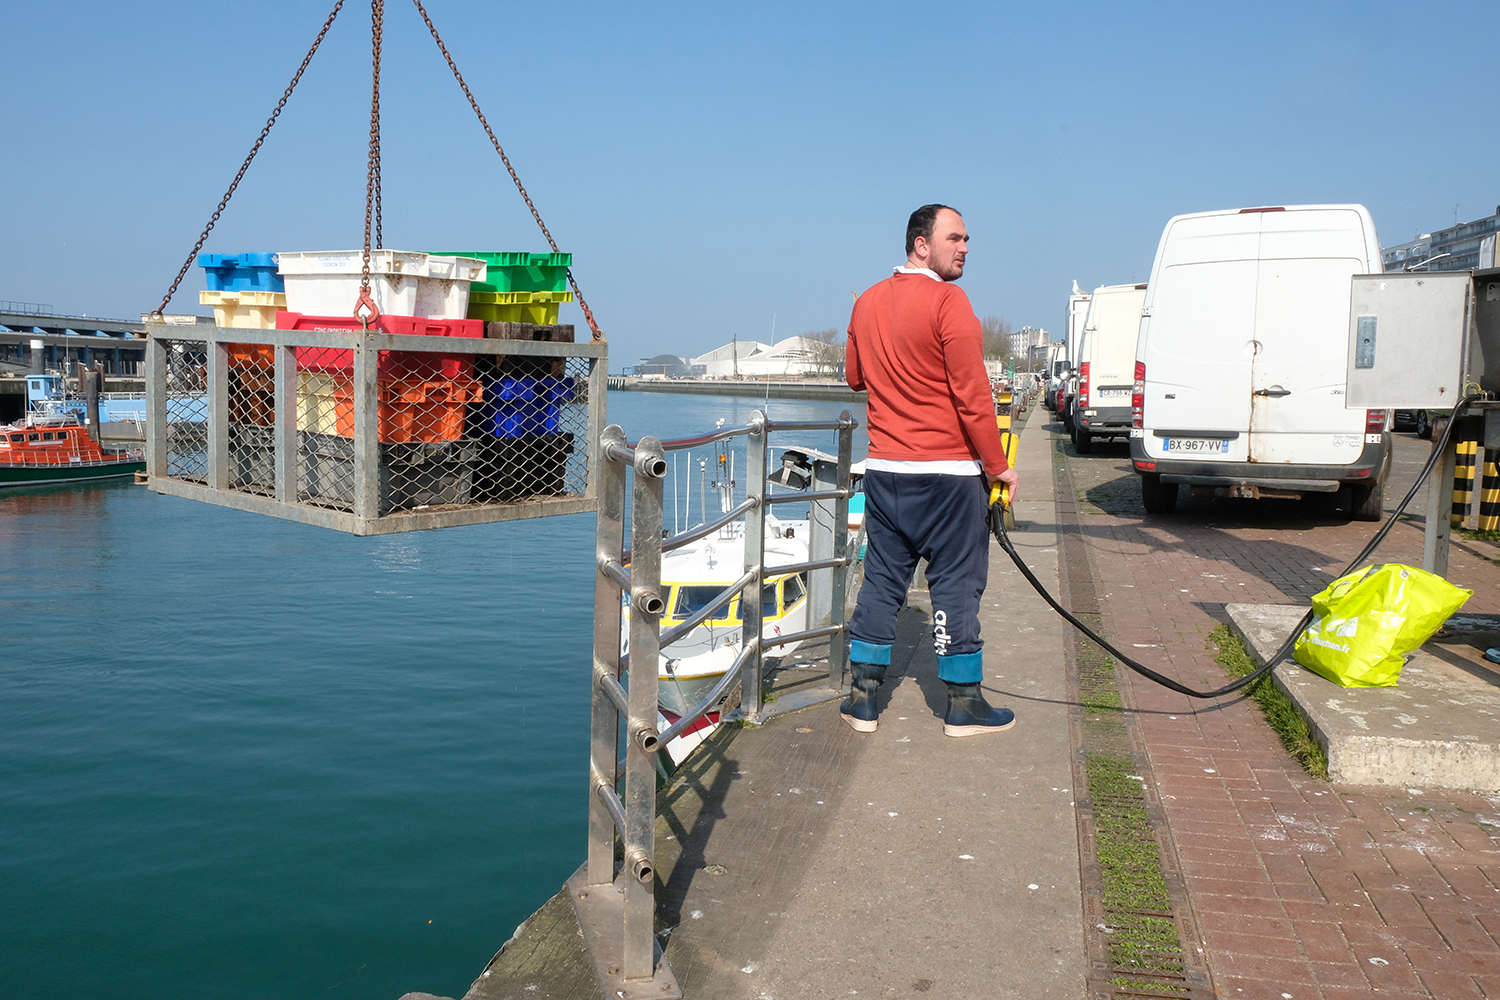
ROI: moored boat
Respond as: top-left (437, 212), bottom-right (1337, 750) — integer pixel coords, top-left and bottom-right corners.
top-left (0, 413), bottom-right (145, 488)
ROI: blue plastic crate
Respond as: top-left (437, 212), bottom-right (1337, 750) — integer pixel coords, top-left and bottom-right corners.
top-left (482, 376), bottom-right (574, 438)
top-left (198, 253), bottom-right (284, 293)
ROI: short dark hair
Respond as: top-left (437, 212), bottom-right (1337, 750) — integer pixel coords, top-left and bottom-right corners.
top-left (906, 203), bottom-right (958, 256)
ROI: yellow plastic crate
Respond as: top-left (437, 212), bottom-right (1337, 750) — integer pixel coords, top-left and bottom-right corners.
top-left (466, 289), bottom-right (572, 325)
top-left (201, 289), bottom-right (287, 329)
top-left (297, 371), bottom-right (349, 435)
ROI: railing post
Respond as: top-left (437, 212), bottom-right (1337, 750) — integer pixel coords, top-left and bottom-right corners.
top-left (830, 411), bottom-right (853, 693)
top-left (351, 337), bottom-right (379, 521)
top-left (274, 343), bottom-right (297, 503)
top-left (625, 437), bottom-right (667, 980)
top-left (589, 425), bottom-right (626, 886)
top-left (739, 411), bottom-right (768, 722)
top-left (207, 337), bottom-right (229, 491)
top-left (145, 331), bottom-right (167, 480)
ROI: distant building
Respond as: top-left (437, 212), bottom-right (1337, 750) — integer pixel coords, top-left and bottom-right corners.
top-left (1383, 204), bottom-right (1500, 272)
top-left (691, 336), bottom-right (840, 378)
top-left (1007, 325), bottom-right (1049, 360)
top-left (634, 354), bottom-right (702, 377)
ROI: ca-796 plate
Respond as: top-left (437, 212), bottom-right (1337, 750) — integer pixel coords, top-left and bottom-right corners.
top-left (1163, 438), bottom-right (1230, 454)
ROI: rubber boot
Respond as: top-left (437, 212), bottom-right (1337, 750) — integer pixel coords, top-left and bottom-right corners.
top-left (839, 661), bottom-right (887, 733)
top-left (943, 682), bottom-right (1016, 737)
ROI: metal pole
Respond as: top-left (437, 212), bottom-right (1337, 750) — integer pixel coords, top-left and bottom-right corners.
top-left (830, 411), bottom-right (853, 692)
top-left (274, 343), bottom-right (297, 503)
top-left (145, 333), bottom-right (167, 480)
top-left (625, 437), bottom-right (667, 980)
top-left (1423, 419), bottom-right (1459, 577)
top-left (740, 411), bottom-right (768, 721)
top-left (588, 425), bottom-right (626, 887)
top-left (207, 338), bottom-right (229, 491)
top-left (352, 336), bottom-right (379, 521)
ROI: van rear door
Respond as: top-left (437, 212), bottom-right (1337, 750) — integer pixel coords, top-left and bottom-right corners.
top-left (1246, 208), bottom-right (1372, 465)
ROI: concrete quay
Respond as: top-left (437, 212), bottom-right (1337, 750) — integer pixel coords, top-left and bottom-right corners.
top-left (446, 414), bottom-right (1500, 1000)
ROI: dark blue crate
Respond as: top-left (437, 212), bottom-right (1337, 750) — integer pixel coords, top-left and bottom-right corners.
top-left (198, 253), bottom-right (284, 293)
top-left (482, 376), bottom-right (561, 438)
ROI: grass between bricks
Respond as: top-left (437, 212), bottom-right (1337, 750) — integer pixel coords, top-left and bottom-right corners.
top-left (1208, 624), bottom-right (1328, 780)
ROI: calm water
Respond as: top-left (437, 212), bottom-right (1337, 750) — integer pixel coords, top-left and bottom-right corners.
top-left (0, 390), bottom-right (865, 1000)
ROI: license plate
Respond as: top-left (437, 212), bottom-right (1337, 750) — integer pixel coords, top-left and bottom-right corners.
top-left (1163, 438), bottom-right (1230, 453)
top-left (1096, 388), bottom-right (1129, 398)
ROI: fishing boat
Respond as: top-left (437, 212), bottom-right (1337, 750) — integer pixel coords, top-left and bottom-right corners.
top-left (0, 413), bottom-right (145, 487)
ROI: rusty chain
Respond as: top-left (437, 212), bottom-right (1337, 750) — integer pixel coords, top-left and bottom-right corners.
top-left (153, 0), bottom-right (347, 318)
top-left (357, 0), bottom-right (384, 327)
top-left (410, 0), bottom-right (604, 341)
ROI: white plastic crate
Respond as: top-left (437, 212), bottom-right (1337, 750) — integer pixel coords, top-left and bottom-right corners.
top-left (275, 250), bottom-right (487, 319)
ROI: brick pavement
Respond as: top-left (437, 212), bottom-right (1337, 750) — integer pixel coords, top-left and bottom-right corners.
top-left (1054, 420), bottom-right (1500, 1000)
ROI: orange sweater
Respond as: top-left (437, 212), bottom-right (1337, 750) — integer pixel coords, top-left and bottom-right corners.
top-left (845, 272), bottom-right (1008, 478)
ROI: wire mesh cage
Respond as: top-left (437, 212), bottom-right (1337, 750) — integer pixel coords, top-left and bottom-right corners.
top-left (146, 324), bottom-right (605, 534)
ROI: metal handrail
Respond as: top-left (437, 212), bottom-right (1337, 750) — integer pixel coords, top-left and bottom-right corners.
top-left (660, 497), bottom-right (758, 552)
top-left (765, 556), bottom-right (852, 577)
top-left (765, 416), bottom-right (857, 432)
top-left (764, 488), bottom-right (850, 506)
top-left (656, 639), bottom-right (760, 744)
top-left (658, 568), bottom-right (757, 648)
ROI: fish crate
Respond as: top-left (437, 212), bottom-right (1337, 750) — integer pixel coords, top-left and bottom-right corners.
top-left (144, 323), bottom-right (604, 535)
top-left (199, 253), bottom-right (284, 293)
top-left (466, 289), bottom-right (572, 324)
top-left (275, 250), bottom-right (486, 319)
top-left (427, 251), bottom-right (571, 294)
top-left (278, 311), bottom-right (482, 379)
top-left (201, 290), bottom-right (287, 329)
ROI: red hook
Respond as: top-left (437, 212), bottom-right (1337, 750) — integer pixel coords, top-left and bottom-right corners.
top-left (354, 288), bottom-right (381, 329)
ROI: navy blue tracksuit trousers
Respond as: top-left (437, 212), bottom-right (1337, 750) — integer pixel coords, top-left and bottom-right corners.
top-left (849, 471), bottom-right (990, 683)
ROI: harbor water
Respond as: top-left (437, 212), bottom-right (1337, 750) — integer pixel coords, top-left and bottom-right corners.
top-left (0, 390), bottom-right (865, 1000)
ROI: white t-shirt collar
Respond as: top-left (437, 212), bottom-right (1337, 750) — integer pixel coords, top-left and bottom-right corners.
top-left (893, 265), bottom-right (943, 281)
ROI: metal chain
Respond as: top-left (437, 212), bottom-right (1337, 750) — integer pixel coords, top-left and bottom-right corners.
top-left (409, 0), bottom-right (604, 341)
top-left (153, 1), bottom-right (347, 317)
top-left (357, 0), bottom-right (384, 326)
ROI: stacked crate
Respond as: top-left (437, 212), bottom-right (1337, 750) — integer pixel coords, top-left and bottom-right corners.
top-left (270, 250), bottom-right (488, 513)
top-left (431, 252), bottom-right (579, 504)
top-left (199, 254), bottom-right (285, 493)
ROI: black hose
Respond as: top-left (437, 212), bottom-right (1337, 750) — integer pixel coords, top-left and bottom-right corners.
top-left (993, 395), bottom-right (1483, 699)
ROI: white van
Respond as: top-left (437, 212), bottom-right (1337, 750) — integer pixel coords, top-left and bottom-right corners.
top-left (1129, 205), bottom-right (1389, 519)
top-left (1071, 282), bottom-right (1148, 453)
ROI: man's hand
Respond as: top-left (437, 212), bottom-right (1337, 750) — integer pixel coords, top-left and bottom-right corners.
top-left (988, 467), bottom-right (1019, 506)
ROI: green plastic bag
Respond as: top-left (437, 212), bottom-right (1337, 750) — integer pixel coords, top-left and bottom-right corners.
top-left (1293, 563), bottom-right (1472, 688)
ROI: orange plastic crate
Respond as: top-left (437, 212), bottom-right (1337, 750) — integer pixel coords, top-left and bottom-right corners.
top-left (301, 375), bottom-right (483, 443)
top-left (227, 343), bottom-right (275, 370)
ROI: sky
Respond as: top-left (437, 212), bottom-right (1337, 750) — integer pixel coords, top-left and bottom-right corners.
top-left (2, 0), bottom-right (1496, 371)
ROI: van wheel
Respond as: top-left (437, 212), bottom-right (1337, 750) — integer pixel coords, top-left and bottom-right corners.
top-left (1351, 480), bottom-right (1384, 522)
top-left (1416, 410), bottom-right (1433, 440)
top-left (1141, 475), bottom-right (1178, 514)
top-left (1073, 425), bottom-right (1093, 454)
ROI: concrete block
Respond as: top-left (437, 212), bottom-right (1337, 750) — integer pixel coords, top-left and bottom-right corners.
top-left (1225, 604), bottom-right (1500, 792)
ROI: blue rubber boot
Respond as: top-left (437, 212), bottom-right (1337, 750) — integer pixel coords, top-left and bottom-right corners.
top-left (943, 682), bottom-right (1016, 737)
top-left (839, 661), bottom-right (887, 733)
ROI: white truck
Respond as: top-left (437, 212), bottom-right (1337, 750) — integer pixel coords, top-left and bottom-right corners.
top-left (1129, 204), bottom-right (1390, 519)
top-left (1070, 282), bottom-right (1148, 453)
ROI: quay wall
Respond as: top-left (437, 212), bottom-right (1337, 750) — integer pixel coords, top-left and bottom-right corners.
top-left (607, 376), bottom-right (865, 403)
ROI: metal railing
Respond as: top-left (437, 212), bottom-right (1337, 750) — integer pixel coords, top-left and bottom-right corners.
top-left (572, 408), bottom-right (857, 997)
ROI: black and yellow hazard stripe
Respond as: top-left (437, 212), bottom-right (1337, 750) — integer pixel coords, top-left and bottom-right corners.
top-left (1453, 439), bottom-right (1478, 527)
top-left (1481, 448), bottom-right (1500, 531)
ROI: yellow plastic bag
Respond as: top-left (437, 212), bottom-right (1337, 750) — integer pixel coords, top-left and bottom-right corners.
top-left (1293, 563), bottom-right (1472, 688)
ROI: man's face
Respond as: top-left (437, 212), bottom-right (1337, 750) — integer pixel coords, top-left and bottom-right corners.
top-left (918, 209), bottom-right (969, 281)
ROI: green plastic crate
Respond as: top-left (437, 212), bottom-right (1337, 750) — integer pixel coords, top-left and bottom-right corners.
top-left (430, 251), bottom-right (571, 294)
top-left (467, 289), bottom-right (573, 324)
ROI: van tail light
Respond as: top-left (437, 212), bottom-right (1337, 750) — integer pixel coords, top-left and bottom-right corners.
top-left (1078, 362), bottom-right (1090, 408)
top-left (1365, 409), bottom-right (1387, 434)
top-left (1131, 361), bottom-right (1146, 428)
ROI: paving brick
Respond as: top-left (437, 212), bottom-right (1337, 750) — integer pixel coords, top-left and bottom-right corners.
top-left (1414, 966), bottom-right (1485, 999)
top-left (1307, 958), bottom-right (1376, 989)
top-left (1290, 919), bottom-right (1355, 964)
top-left (1365, 887), bottom-right (1440, 928)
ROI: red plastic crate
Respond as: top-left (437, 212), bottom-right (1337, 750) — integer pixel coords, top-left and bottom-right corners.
top-left (276, 312), bottom-right (482, 379)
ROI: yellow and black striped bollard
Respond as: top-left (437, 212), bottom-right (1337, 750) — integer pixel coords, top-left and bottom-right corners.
top-left (1453, 439), bottom-right (1478, 528)
top-left (1480, 448), bottom-right (1500, 532)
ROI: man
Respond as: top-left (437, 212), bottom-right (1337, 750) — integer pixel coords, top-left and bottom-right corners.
top-left (842, 204), bottom-right (1020, 737)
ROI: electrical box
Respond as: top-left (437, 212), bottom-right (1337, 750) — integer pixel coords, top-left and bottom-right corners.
top-left (1346, 271), bottom-right (1473, 409)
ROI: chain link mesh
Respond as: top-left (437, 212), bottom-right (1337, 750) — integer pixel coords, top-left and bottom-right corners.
top-left (164, 342), bottom-right (209, 481)
top-left (181, 333), bottom-right (591, 516)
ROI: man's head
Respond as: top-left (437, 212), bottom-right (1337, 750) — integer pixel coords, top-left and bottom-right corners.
top-left (905, 204), bottom-right (969, 281)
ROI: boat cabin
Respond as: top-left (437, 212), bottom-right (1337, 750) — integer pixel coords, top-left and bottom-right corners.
top-left (663, 572), bottom-right (808, 629)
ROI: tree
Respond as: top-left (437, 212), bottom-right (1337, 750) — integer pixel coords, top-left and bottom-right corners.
top-left (980, 316), bottom-right (1012, 360)
top-left (803, 327), bottom-right (845, 376)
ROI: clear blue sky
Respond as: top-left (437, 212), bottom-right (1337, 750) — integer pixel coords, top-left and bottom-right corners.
top-left (2, 1), bottom-right (1494, 370)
